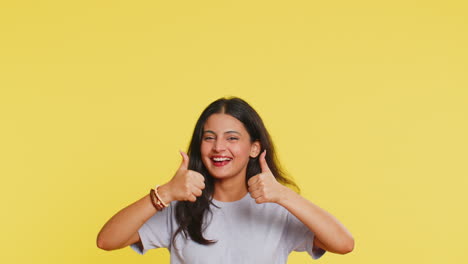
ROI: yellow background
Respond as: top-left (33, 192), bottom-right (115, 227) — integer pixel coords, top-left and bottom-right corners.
top-left (1, 1), bottom-right (467, 263)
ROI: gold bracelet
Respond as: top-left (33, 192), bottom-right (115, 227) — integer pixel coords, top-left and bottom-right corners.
top-left (154, 185), bottom-right (169, 208)
top-left (149, 189), bottom-right (164, 211)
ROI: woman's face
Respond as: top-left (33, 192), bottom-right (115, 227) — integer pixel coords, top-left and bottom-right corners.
top-left (201, 113), bottom-right (260, 181)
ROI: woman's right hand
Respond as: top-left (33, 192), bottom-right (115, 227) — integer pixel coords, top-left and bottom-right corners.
top-left (158, 151), bottom-right (206, 203)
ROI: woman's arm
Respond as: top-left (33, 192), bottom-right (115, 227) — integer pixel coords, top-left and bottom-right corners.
top-left (97, 151), bottom-right (205, 251)
top-left (96, 194), bottom-right (159, 251)
top-left (248, 151), bottom-right (354, 254)
top-left (276, 187), bottom-right (354, 254)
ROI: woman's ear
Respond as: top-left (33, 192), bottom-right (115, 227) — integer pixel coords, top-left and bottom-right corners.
top-left (250, 141), bottom-right (261, 158)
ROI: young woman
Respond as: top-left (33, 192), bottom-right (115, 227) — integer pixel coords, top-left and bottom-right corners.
top-left (97, 97), bottom-right (354, 263)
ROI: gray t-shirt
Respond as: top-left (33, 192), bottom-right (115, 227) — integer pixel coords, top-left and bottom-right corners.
top-left (131, 193), bottom-right (326, 263)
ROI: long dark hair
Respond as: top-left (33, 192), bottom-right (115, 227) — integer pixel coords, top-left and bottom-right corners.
top-left (173, 97), bottom-right (299, 245)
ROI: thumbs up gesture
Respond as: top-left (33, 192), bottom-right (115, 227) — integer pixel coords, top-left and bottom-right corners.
top-left (248, 150), bottom-right (286, 204)
top-left (162, 151), bottom-right (206, 203)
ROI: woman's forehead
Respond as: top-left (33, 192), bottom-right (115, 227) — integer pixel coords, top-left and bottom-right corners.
top-left (203, 114), bottom-right (247, 134)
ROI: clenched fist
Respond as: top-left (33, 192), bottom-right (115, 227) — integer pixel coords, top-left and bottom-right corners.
top-left (159, 151), bottom-right (206, 203)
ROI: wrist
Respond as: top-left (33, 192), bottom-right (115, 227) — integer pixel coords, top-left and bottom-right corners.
top-left (157, 183), bottom-right (174, 204)
top-left (276, 185), bottom-right (296, 207)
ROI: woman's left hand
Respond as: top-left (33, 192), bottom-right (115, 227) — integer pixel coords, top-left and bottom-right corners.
top-left (248, 150), bottom-right (287, 204)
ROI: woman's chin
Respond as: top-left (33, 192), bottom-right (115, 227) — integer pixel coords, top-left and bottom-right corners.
top-left (209, 172), bottom-right (231, 180)
top-left (205, 163), bottom-right (247, 181)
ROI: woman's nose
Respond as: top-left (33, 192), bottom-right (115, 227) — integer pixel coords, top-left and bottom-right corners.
top-left (213, 139), bottom-right (226, 152)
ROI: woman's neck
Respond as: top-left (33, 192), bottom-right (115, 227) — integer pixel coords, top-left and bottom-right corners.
top-left (213, 177), bottom-right (248, 202)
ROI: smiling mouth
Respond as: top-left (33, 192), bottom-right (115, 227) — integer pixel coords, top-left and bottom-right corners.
top-left (211, 156), bottom-right (232, 167)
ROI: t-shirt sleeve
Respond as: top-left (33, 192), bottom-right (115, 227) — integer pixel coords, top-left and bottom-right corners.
top-left (284, 211), bottom-right (326, 260)
top-left (130, 204), bottom-right (174, 255)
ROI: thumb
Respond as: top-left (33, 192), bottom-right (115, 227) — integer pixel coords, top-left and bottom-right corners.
top-left (179, 150), bottom-right (189, 170)
top-left (259, 150), bottom-right (271, 173)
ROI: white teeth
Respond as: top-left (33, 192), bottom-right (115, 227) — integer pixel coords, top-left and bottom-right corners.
top-left (213, 157), bottom-right (231, 162)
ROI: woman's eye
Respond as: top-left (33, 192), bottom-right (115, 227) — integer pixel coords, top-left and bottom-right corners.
top-left (228, 137), bottom-right (239, 141)
top-left (203, 136), bottom-right (215, 141)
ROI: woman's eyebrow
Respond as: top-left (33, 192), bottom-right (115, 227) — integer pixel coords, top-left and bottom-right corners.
top-left (225, 131), bottom-right (241, 135)
top-left (203, 130), bottom-right (241, 135)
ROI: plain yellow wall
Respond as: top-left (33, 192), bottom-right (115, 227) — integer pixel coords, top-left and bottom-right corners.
top-left (1, 1), bottom-right (467, 263)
